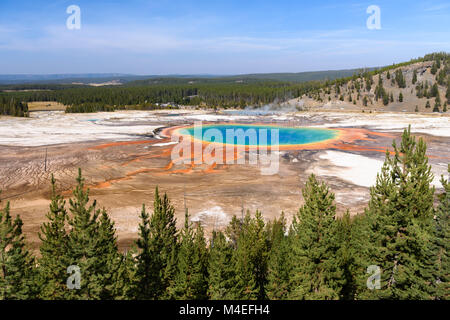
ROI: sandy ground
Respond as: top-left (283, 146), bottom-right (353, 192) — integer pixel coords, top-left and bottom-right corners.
top-left (0, 109), bottom-right (449, 251)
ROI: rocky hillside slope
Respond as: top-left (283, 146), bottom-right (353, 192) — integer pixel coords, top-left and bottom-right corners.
top-left (296, 52), bottom-right (450, 113)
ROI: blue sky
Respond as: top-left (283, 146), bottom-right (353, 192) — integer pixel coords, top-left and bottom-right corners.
top-left (0, 0), bottom-right (449, 74)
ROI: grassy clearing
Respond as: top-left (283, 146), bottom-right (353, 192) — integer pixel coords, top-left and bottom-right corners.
top-left (28, 101), bottom-right (67, 111)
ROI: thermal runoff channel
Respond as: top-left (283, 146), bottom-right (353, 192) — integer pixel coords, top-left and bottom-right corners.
top-left (177, 124), bottom-right (341, 147)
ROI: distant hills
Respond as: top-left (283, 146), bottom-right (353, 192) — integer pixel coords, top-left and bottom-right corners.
top-left (0, 74), bottom-right (145, 85)
top-left (0, 68), bottom-right (376, 85)
top-left (221, 69), bottom-right (377, 83)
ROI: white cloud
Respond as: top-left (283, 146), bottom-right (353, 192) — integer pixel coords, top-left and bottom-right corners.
top-left (3, 25), bottom-right (448, 55)
top-left (424, 3), bottom-right (450, 11)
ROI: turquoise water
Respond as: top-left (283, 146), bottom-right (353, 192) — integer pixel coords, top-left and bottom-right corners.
top-left (179, 124), bottom-right (339, 146)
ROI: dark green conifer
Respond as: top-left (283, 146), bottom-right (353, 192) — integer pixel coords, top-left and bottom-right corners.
top-left (431, 62), bottom-right (438, 75)
top-left (446, 80), bottom-right (450, 103)
top-left (134, 188), bottom-right (178, 299)
top-left (363, 96), bottom-right (368, 106)
top-left (289, 174), bottom-right (344, 300)
top-left (266, 213), bottom-right (291, 299)
top-left (395, 70), bottom-right (406, 88)
top-left (431, 83), bottom-right (439, 97)
top-left (208, 230), bottom-right (236, 299)
top-left (361, 126), bottom-right (436, 299)
top-left (172, 210), bottom-right (208, 300)
top-left (0, 197), bottom-right (36, 299)
top-left (150, 188), bottom-right (178, 298)
top-left (233, 211), bottom-right (269, 300)
top-left (38, 175), bottom-right (70, 299)
top-left (96, 209), bottom-right (126, 299)
top-left (65, 169), bottom-right (120, 299)
top-left (111, 249), bottom-right (136, 300)
top-left (335, 211), bottom-right (360, 300)
top-left (133, 204), bottom-right (153, 299)
top-left (433, 166), bottom-right (449, 299)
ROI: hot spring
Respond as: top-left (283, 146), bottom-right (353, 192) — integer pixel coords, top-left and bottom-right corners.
top-left (175, 124), bottom-right (341, 147)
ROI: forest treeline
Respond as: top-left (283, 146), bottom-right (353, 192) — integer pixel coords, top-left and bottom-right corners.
top-left (0, 81), bottom-right (320, 114)
top-left (0, 96), bottom-right (29, 117)
top-left (0, 127), bottom-right (448, 300)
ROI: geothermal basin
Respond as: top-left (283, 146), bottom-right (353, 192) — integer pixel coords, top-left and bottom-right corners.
top-left (0, 109), bottom-right (449, 250)
top-left (174, 124), bottom-right (340, 147)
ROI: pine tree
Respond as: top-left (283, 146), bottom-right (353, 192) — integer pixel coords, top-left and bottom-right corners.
top-left (289, 174), bottom-right (344, 300)
top-left (360, 126), bottom-right (436, 299)
top-left (226, 215), bottom-right (243, 248)
top-left (412, 70), bottom-right (417, 84)
top-left (437, 69), bottom-right (446, 85)
top-left (0, 197), bottom-right (36, 299)
top-left (171, 210), bottom-right (208, 300)
top-left (150, 188), bottom-right (178, 298)
top-left (446, 80), bottom-right (450, 103)
top-left (363, 96), bottom-right (368, 106)
top-left (433, 93), bottom-right (441, 112)
top-left (398, 92), bottom-right (403, 102)
top-left (133, 187), bottom-right (178, 299)
top-left (233, 211), bottom-right (269, 300)
top-left (266, 213), bottom-right (291, 299)
top-left (208, 230), bottom-right (236, 299)
top-left (111, 249), bottom-right (136, 300)
top-left (431, 62), bottom-right (438, 75)
top-left (430, 83), bottom-right (438, 98)
top-left (436, 92), bottom-right (441, 105)
top-left (335, 211), bottom-right (360, 300)
top-left (395, 70), bottom-right (406, 88)
top-left (346, 212), bottom-right (374, 299)
top-left (37, 175), bottom-right (70, 299)
top-left (133, 204), bottom-right (153, 299)
top-left (65, 169), bottom-right (121, 299)
top-left (433, 165), bottom-right (449, 299)
top-left (383, 92), bottom-right (389, 105)
top-left (96, 209), bottom-right (126, 299)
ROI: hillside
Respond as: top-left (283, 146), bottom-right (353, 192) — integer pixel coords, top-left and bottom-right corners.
top-left (294, 53), bottom-right (450, 113)
top-left (221, 68), bottom-right (377, 83)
